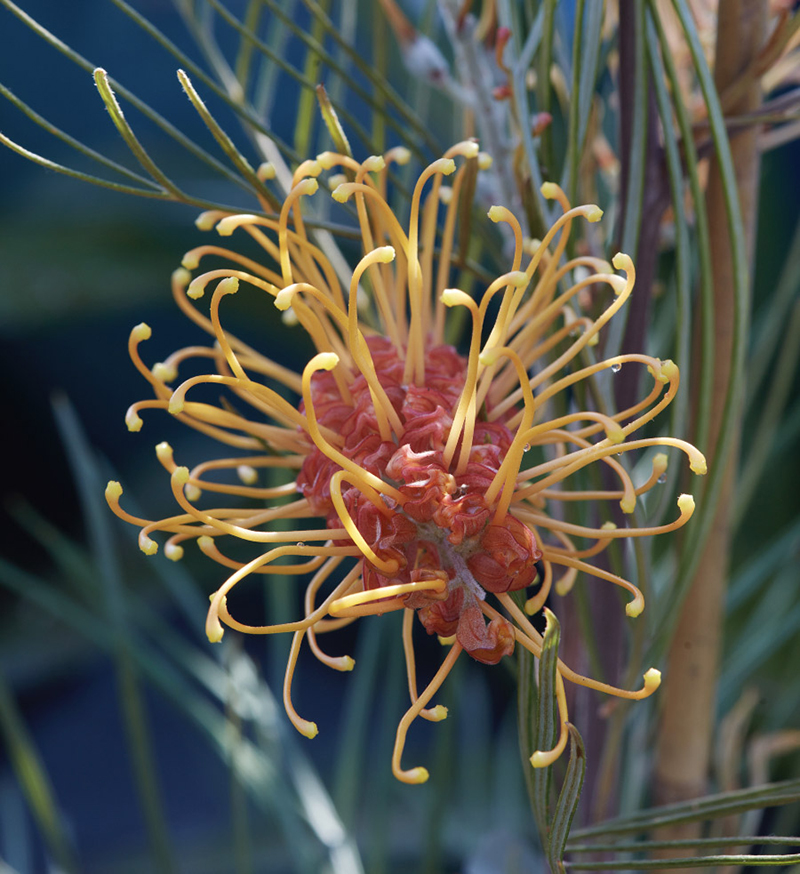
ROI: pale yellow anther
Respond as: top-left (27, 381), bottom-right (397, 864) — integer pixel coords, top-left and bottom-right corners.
top-left (426, 705), bottom-right (448, 721)
top-left (184, 483), bottom-right (202, 503)
top-left (688, 449), bottom-right (707, 475)
top-left (198, 536), bottom-right (214, 551)
top-left (331, 184), bottom-right (351, 203)
top-left (172, 466), bottom-right (191, 486)
top-left (678, 493), bottom-right (696, 515)
top-left (660, 359), bottom-right (678, 382)
top-left (186, 277), bottom-right (207, 300)
top-left (540, 182), bottom-right (560, 200)
top-left (405, 767), bottom-right (429, 784)
top-left (643, 668), bottom-right (662, 693)
top-left (106, 481), bottom-right (123, 501)
top-left (206, 593), bottom-right (225, 643)
top-left (195, 211), bottom-right (220, 231)
top-left (327, 173), bottom-right (347, 190)
top-left (620, 494), bottom-right (637, 514)
top-left (612, 251), bottom-right (633, 271)
top-left (216, 277), bottom-right (239, 296)
top-left (131, 322), bottom-right (151, 342)
top-left (437, 634), bottom-right (457, 646)
top-left (315, 151), bottom-right (338, 170)
top-left (155, 441), bottom-right (173, 462)
top-left (441, 288), bottom-right (473, 307)
top-left (181, 252), bottom-right (200, 270)
top-left (281, 307), bottom-right (299, 326)
top-left (478, 151), bottom-right (493, 169)
top-left (385, 146), bottom-right (411, 165)
top-left (164, 542), bottom-right (184, 562)
top-left (314, 352), bottom-right (340, 371)
top-left (363, 155), bottom-right (385, 173)
top-left (152, 362), bottom-right (177, 383)
top-left (274, 288), bottom-right (296, 311)
top-left (125, 409), bottom-right (143, 432)
top-left (584, 205), bottom-right (604, 222)
top-left (488, 205), bottom-right (506, 222)
top-left (168, 394), bottom-right (184, 415)
top-left (625, 591), bottom-right (645, 617)
top-left (256, 161), bottom-right (276, 181)
top-left (296, 719), bottom-right (319, 739)
top-left (439, 158), bottom-right (457, 175)
top-left (523, 237), bottom-right (541, 255)
top-left (237, 465), bottom-right (258, 485)
top-left (215, 216), bottom-right (248, 237)
top-left (372, 245), bottom-right (396, 263)
top-left (607, 423), bottom-right (625, 444)
top-left (139, 532), bottom-right (158, 556)
top-left (172, 267), bottom-right (192, 289)
top-left (333, 656), bottom-right (356, 672)
top-left (439, 185), bottom-right (453, 204)
top-left (653, 453), bottom-right (669, 477)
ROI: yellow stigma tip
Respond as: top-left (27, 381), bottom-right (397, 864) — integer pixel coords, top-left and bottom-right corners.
top-left (440, 288), bottom-right (470, 307)
top-left (300, 178), bottom-right (319, 196)
top-left (437, 634), bottom-right (457, 646)
top-left (315, 352), bottom-right (340, 371)
top-left (217, 277), bottom-right (239, 295)
top-left (540, 182), bottom-right (559, 199)
top-left (173, 466), bottom-right (190, 486)
top-left (407, 767), bottom-right (429, 784)
top-left (298, 721), bottom-right (319, 740)
top-left (644, 668), bottom-right (662, 692)
top-left (375, 245), bottom-right (396, 263)
top-left (131, 322), bottom-right (151, 342)
top-left (152, 362), bottom-right (177, 383)
top-left (206, 616), bottom-right (225, 643)
top-left (315, 151), bottom-right (337, 170)
top-left (678, 493), bottom-right (695, 515)
top-left (172, 267), bottom-right (191, 289)
top-left (195, 211), bottom-right (219, 231)
top-left (601, 521), bottom-right (618, 531)
top-left (164, 543), bottom-right (184, 562)
top-left (427, 705), bottom-right (448, 721)
top-left (274, 288), bottom-right (294, 311)
top-left (186, 279), bottom-right (206, 300)
top-left (441, 158), bottom-right (456, 175)
top-left (167, 397), bottom-right (184, 415)
top-left (215, 216), bottom-right (239, 237)
top-left (331, 184), bottom-right (350, 203)
top-left (625, 594), bottom-right (644, 618)
top-left (607, 426), bottom-right (625, 444)
top-left (125, 410), bottom-right (143, 432)
top-left (237, 465), bottom-right (258, 485)
top-left (327, 173), bottom-right (347, 190)
top-left (106, 481), bottom-right (123, 501)
top-left (487, 205), bottom-right (504, 222)
top-left (690, 452), bottom-right (707, 475)
top-left (612, 252), bottom-right (631, 270)
top-left (363, 155), bottom-right (385, 173)
top-left (620, 495), bottom-right (636, 514)
top-left (389, 146), bottom-right (411, 165)
top-left (585, 205), bottom-right (603, 222)
top-left (139, 534), bottom-right (158, 556)
top-left (478, 151), bottom-right (493, 170)
top-left (337, 656), bottom-right (356, 672)
top-left (197, 536), bottom-right (215, 551)
top-left (256, 161), bottom-right (276, 181)
top-left (184, 483), bottom-right (202, 503)
top-left (181, 252), bottom-right (199, 270)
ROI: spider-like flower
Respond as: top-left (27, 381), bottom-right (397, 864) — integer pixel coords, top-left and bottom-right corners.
top-left (106, 141), bottom-right (706, 784)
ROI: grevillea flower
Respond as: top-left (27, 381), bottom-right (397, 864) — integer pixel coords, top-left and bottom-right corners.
top-left (106, 141), bottom-right (706, 784)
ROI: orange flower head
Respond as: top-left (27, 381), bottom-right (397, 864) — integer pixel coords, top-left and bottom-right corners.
top-left (106, 142), bottom-right (706, 783)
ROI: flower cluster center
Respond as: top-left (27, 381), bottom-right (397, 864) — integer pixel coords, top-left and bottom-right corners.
top-left (298, 336), bottom-right (542, 664)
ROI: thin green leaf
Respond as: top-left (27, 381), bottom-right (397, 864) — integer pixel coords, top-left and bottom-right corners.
top-left (569, 778), bottom-right (800, 840)
top-left (565, 853), bottom-right (800, 869)
top-left (0, 0), bottom-right (261, 197)
top-left (316, 83), bottom-right (353, 160)
top-left (533, 607), bottom-right (561, 840)
top-left (176, 68), bottom-right (279, 209)
top-left (548, 725), bottom-right (586, 873)
top-left (0, 674), bottom-right (78, 874)
top-left (569, 835), bottom-right (800, 853)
